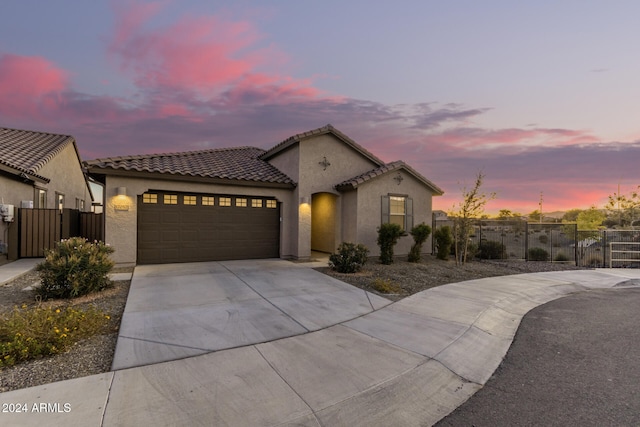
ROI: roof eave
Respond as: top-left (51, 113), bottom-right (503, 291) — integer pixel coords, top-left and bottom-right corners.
top-left (85, 166), bottom-right (296, 189)
top-left (260, 125), bottom-right (385, 166)
top-left (0, 162), bottom-right (50, 184)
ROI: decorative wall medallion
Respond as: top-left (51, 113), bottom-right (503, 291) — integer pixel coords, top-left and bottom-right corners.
top-left (394, 173), bottom-right (404, 185)
top-left (319, 156), bottom-right (331, 170)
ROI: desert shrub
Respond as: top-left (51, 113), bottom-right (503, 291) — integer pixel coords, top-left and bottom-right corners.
top-left (538, 234), bottom-right (548, 244)
top-left (554, 252), bottom-right (570, 262)
top-left (467, 241), bottom-right (479, 259)
top-left (434, 226), bottom-right (453, 260)
top-left (583, 255), bottom-right (603, 267)
top-left (371, 278), bottom-right (403, 294)
top-left (377, 223), bottom-right (404, 265)
top-left (478, 240), bottom-right (506, 259)
top-left (408, 223), bottom-right (432, 262)
top-left (0, 305), bottom-right (110, 367)
top-left (329, 242), bottom-right (369, 273)
top-left (528, 247), bottom-right (549, 261)
top-left (36, 237), bottom-right (115, 299)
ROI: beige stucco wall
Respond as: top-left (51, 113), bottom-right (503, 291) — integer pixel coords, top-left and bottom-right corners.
top-left (266, 134), bottom-right (380, 259)
top-left (37, 144), bottom-right (91, 210)
top-left (103, 175), bottom-right (294, 265)
top-left (0, 144), bottom-right (89, 210)
top-left (355, 171), bottom-right (435, 258)
top-left (0, 177), bottom-right (35, 208)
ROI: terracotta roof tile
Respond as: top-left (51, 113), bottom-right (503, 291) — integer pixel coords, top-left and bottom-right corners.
top-left (260, 124), bottom-right (385, 166)
top-left (85, 147), bottom-right (295, 185)
top-left (0, 127), bottom-right (75, 182)
top-left (336, 160), bottom-right (444, 195)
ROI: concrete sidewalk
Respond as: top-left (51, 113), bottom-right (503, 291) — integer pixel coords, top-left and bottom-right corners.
top-left (0, 265), bottom-right (639, 426)
top-left (0, 258), bottom-right (42, 285)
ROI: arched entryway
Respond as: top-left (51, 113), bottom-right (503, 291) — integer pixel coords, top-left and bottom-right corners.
top-left (311, 192), bottom-right (338, 253)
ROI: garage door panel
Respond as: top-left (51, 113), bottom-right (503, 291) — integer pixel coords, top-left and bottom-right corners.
top-left (138, 193), bottom-right (280, 264)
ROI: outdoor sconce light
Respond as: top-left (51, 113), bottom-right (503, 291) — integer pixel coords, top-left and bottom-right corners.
top-left (300, 196), bottom-right (310, 205)
top-left (116, 187), bottom-right (127, 197)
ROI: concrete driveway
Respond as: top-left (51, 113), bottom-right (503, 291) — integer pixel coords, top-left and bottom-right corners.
top-left (112, 259), bottom-right (392, 369)
top-left (1, 262), bottom-right (640, 426)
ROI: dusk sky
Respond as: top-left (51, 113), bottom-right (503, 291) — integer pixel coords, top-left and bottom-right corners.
top-left (1, 0), bottom-right (639, 214)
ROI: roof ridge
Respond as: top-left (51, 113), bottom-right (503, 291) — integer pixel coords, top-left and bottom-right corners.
top-left (87, 146), bottom-right (264, 163)
top-left (259, 124), bottom-right (385, 166)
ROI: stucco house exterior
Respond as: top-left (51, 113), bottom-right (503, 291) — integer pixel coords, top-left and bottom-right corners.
top-left (85, 125), bottom-right (443, 265)
top-left (0, 127), bottom-right (93, 255)
top-left (0, 127), bottom-right (92, 211)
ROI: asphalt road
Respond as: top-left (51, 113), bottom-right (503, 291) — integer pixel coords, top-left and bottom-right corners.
top-left (437, 286), bottom-right (640, 427)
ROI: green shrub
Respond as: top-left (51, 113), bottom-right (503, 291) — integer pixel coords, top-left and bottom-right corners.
top-left (0, 305), bottom-right (110, 367)
top-left (408, 223), bottom-right (432, 262)
top-left (528, 247), bottom-right (549, 261)
top-left (36, 237), bottom-right (115, 299)
top-left (538, 234), bottom-right (548, 244)
top-left (434, 226), bottom-right (453, 260)
top-left (377, 223), bottom-right (404, 265)
top-left (371, 278), bottom-right (402, 294)
top-left (554, 252), bottom-right (570, 262)
top-left (478, 240), bottom-right (506, 259)
top-left (329, 242), bottom-right (369, 273)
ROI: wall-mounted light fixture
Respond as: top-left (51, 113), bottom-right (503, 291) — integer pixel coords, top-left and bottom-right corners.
top-left (300, 196), bottom-right (310, 205)
top-left (116, 187), bottom-right (127, 196)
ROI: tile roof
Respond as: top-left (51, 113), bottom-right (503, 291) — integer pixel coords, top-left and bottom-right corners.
top-left (336, 160), bottom-right (444, 195)
top-left (85, 147), bottom-right (295, 186)
top-left (260, 124), bottom-right (385, 166)
top-left (0, 127), bottom-right (75, 182)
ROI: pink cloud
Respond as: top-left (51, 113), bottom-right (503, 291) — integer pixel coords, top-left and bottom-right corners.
top-left (108, 0), bottom-right (320, 106)
top-left (0, 53), bottom-right (68, 120)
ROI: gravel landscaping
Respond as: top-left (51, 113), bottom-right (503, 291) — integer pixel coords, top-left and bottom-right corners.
top-left (0, 257), bottom-right (587, 393)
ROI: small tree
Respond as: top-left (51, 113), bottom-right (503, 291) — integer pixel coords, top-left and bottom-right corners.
top-left (408, 223), bottom-right (432, 262)
top-left (606, 185), bottom-right (640, 228)
top-left (434, 226), bottom-right (453, 260)
top-left (449, 172), bottom-right (495, 265)
top-left (377, 223), bottom-right (404, 264)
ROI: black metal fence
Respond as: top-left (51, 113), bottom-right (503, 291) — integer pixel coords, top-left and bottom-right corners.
top-left (433, 218), bottom-right (640, 268)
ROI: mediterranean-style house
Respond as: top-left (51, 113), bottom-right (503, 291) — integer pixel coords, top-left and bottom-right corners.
top-left (85, 125), bottom-right (444, 265)
top-left (0, 127), bottom-right (92, 211)
top-left (0, 127), bottom-right (93, 258)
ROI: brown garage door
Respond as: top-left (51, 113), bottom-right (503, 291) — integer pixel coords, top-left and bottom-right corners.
top-left (137, 192), bottom-right (280, 264)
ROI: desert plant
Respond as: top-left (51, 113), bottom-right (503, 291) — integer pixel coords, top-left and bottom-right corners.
top-left (434, 226), bottom-right (453, 260)
top-left (329, 242), bottom-right (369, 273)
top-left (371, 278), bottom-right (403, 294)
top-left (450, 172), bottom-right (495, 265)
top-left (528, 247), bottom-right (549, 261)
top-left (0, 304), bottom-right (110, 367)
top-left (408, 223), bottom-right (432, 262)
top-left (583, 254), bottom-right (603, 267)
top-left (377, 223), bottom-right (404, 265)
top-left (478, 240), bottom-right (506, 259)
top-left (554, 252), bottom-right (570, 262)
top-left (36, 237), bottom-right (115, 299)
top-left (538, 234), bottom-right (549, 244)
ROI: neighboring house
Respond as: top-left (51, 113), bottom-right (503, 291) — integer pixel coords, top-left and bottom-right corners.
top-left (0, 127), bottom-right (93, 255)
top-left (85, 125), bottom-right (443, 265)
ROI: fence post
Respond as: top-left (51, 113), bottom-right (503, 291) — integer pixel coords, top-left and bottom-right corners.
top-left (574, 224), bottom-right (578, 266)
top-left (603, 230), bottom-right (607, 267)
top-left (525, 222), bottom-right (529, 261)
